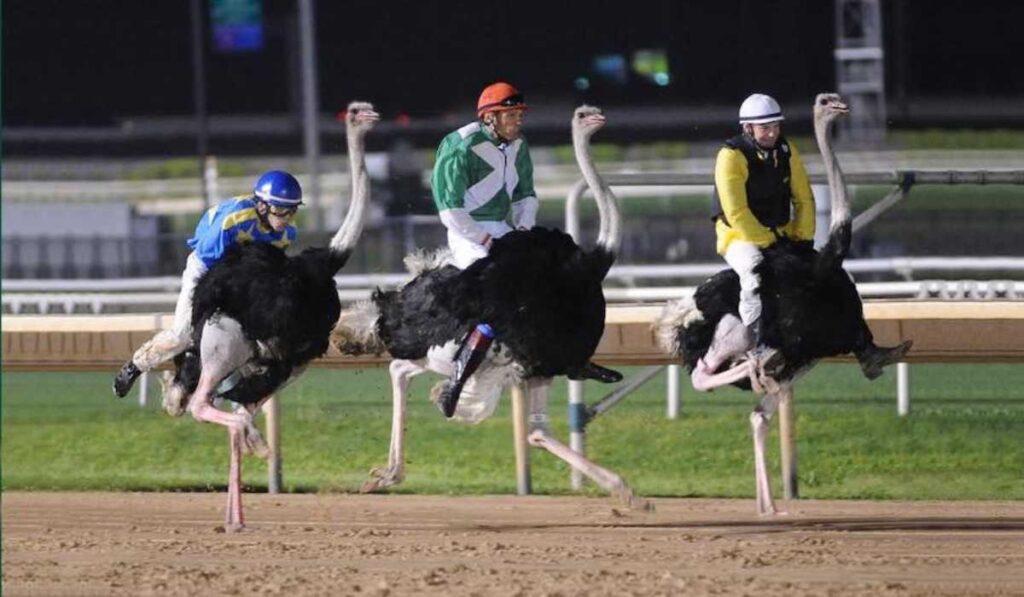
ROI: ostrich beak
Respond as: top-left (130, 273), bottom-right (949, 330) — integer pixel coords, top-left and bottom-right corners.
top-left (352, 110), bottom-right (380, 124)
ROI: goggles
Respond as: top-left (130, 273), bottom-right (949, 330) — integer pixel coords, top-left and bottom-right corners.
top-left (264, 202), bottom-right (298, 218)
top-left (478, 93), bottom-right (527, 114)
top-left (497, 93), bottom-right (525, 108)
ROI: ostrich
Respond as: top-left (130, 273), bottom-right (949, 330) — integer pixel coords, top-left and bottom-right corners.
top-left (655, 93), bottom-right (911, 515)
top-left (336, 106), bottom-right (650, 508)
top-left (166, 102), bottom-right (379, 531)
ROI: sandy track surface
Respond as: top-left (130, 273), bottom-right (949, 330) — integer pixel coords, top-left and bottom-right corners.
top-left (3, 492), bottom-right (1023, 596)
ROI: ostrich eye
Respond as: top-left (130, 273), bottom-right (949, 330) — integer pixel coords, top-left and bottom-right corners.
top-left (819, 98), bottom-right (829, 106)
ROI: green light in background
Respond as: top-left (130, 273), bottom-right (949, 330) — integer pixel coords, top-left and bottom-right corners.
top-left (632, 49), bottom-right (670, 86)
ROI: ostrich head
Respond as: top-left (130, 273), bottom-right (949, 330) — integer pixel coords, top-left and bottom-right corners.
top-left (572, 105), bottom-right (606, 141)
top-left (813, 93), bottom-right (849, 130)
top-left (346, 101), bottom-right (380, 138)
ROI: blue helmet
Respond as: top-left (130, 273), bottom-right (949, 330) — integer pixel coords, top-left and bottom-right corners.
top-left (253, 170), bottom-right (303, 207)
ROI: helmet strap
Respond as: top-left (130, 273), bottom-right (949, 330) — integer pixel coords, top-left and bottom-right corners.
top-left (254, 198), bottom-right (273, 230)
top-left (743, 124), bottom-right (778, 151)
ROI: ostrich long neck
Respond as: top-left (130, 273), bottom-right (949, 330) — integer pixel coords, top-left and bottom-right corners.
top-left (329, 128), bottom-right (370, 254)
top-left (814, 116), bottom-right (850, 253)
top-left (572, 129), bottom-right (621, 253)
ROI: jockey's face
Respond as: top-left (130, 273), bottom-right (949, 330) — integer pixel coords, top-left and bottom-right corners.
top-left (486, 108), bottom-right (526, 142)
top-left (746, 121), bottom-right (781, 149)
top-left (256, 201), bottom-right (297, 233)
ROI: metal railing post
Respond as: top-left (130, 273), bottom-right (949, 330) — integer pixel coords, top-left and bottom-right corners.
top-left (138, 371), bottom-right (149, 407)
top-left (263, 396), bottom-right (282, 494)
top-left (511, 384), bottom-right (532, 495)
top-left (897, 362), bottom-right (911, 416)
top-left (666, 364), bottom-right (681, 419)
top-left (568, 380), bottom-right (586, 490)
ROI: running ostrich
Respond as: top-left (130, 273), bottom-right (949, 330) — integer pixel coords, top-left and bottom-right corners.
top-left (655, 93), bottom-right (911, 515)
top-left (167, 102), bottom-right (379, 531)
top-left (336, 106), bottom-right (650, 508)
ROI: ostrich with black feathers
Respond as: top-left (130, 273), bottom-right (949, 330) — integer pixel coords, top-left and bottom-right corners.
top-left (336, 106), bottom-right (651, 509)
top-left (655, 93), bottom-right (911, 515)
top-left (164, 102), bottom-right (379, 531)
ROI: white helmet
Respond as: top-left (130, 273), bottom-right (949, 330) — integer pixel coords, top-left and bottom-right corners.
top-left (738, 93), bottom-right (784, 124)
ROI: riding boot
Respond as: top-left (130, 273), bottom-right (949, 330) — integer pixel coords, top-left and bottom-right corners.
top-left (856, 340), bottom-right (913, 380)
top-left (113, 360), bottom-right (142, 398)
top-left (568, 361), bottom-right (623, 383)
top-left (437, 323), bottom-right (496, 418)
top-left (747, 317), bottom-right (785, 376)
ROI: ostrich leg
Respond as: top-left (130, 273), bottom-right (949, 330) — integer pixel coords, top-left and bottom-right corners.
top-left (749, 387), bottom-right (792, 516)
top-left (690, 314), bottom-right (781, 392)
top-left (524, 378), bottom-right (652, 511)
top-left (187, 318), bottom-right (259, 531)
top-left (361, 359), bottom-right (426, 492)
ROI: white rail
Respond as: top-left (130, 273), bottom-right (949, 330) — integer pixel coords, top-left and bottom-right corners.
top-left (5, 256), bottom-right (1023, 293)
top-left (5, 279), bottom-right (1023, 314)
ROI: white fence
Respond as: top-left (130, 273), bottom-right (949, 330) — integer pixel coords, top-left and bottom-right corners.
top-left (5, 258), bottom-right (1024, 314)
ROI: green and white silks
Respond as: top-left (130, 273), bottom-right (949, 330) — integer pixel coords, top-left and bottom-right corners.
top-left (431, 121), bottom-right (538, 269)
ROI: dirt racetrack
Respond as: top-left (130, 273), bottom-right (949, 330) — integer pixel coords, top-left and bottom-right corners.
top-left (3, 492), bottom-right (1023, 596)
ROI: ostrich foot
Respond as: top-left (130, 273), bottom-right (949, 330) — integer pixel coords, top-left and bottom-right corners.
top-left (240, 421), bottom-right (270, 459)
top-left (746, 349), bottom-right (784, 395)
top-left (360, 466), bottom-right (404, 493)
top-left (612, 486), bottom-right (656, 512)
top-left (750, 365), bottom-right (783, 396)
top-left (748, 347), bottom-right (784, 377)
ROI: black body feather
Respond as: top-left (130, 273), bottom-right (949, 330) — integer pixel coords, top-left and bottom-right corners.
top-left (368, 227), bottom-right (614, 380)
top-left (174, 242), bottom-right (349, 404)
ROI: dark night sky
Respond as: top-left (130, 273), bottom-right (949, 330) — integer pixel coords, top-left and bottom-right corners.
top-left (4, 0), bottom-right (1023, 127)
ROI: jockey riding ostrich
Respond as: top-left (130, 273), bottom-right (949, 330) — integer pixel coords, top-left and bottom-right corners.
top-left (655, 93), bottom-right (911, 515)
top-left (336, 106), bottom-right (651, 508)
top-left (167, 102), bottom-right (379, 531)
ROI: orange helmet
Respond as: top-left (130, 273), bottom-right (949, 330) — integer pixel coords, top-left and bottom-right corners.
top-left (476, 82), bottom-right (528, 118)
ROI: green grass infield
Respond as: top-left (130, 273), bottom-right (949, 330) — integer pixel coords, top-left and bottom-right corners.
top-left (2, 364), bottom-right (1022, 500)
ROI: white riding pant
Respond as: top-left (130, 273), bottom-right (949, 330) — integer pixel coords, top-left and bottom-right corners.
top-left (723, 240), bottom-right (764, 327)
top-left (132, 252), bottom-right (208, 370)
top-left (448, 220), bottom-right (513, 270)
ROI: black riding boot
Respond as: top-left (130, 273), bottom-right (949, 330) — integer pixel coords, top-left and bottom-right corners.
top-left (113, 360), bottom-right (142, 398)
top-left (856, 341), bottom-right (913, 380)
top-left (437, 324), bottom-right (496, 418)
top-left (747, 317), bottom-right (785, 376)
top-left (568, 361), bottom-right (623, 383)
